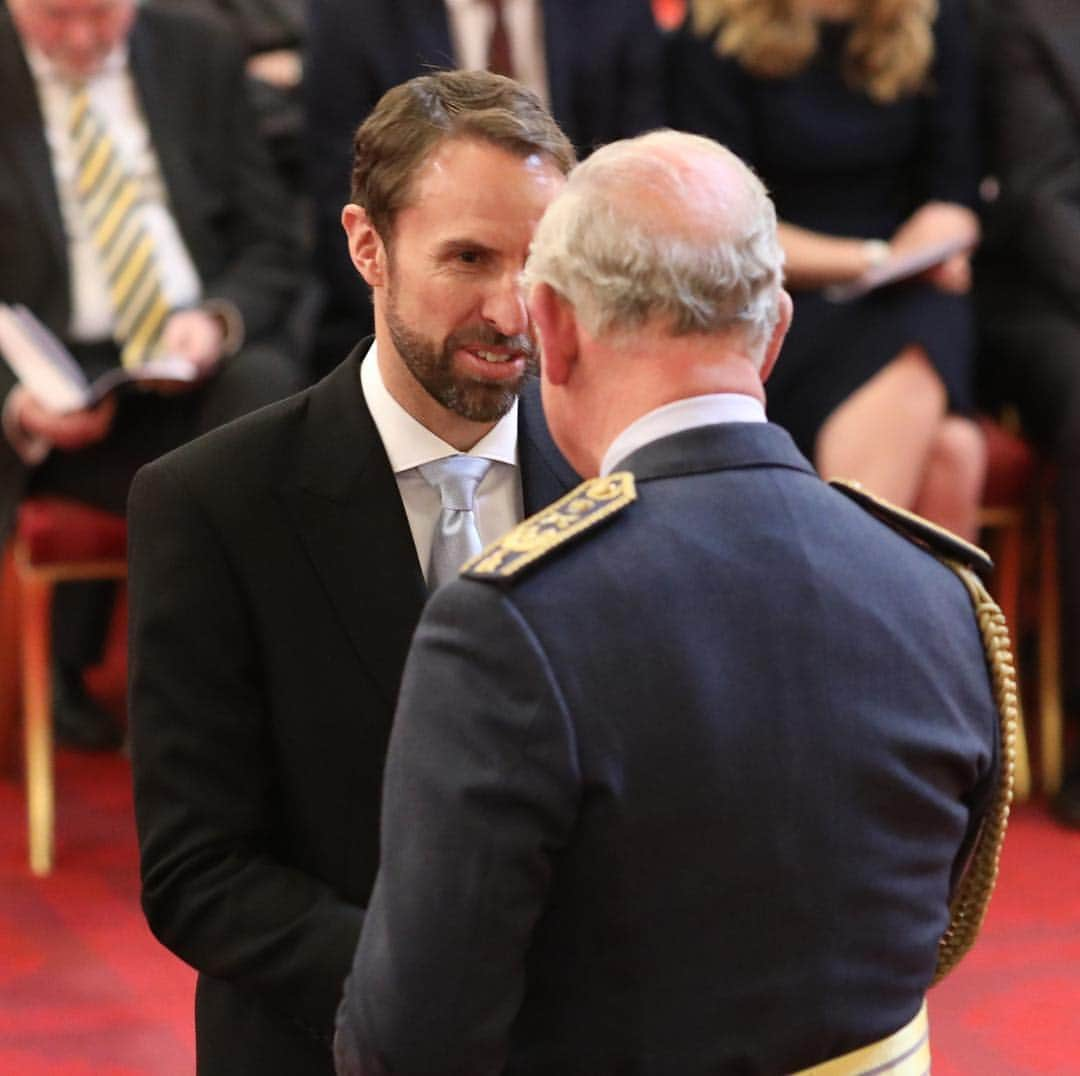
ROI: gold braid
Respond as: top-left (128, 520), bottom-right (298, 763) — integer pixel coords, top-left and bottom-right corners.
top-left (932, 560), bottom-right (1018, 983)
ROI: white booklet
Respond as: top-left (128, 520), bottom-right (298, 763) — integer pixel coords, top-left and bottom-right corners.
top-left (824, 235), bottom-right (975, 303)
top-left (0, 302), bottom-right (198, 414)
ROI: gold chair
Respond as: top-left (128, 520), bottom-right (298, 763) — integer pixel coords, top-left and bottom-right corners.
top-left (10, 498), bottom-right (127, 875)
top-left (977, 415), bottom-right (1063, 799)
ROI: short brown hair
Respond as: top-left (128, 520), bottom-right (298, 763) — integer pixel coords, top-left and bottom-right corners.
top-left (350, 69), bottom-right (576, 241)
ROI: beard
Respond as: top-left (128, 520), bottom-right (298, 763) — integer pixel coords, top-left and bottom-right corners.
top-left (385, 291), bottom-right (539, 424)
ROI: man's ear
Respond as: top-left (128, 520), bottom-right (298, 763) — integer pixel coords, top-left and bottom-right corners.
top-left (341, 204), bottom-right (386, 287)
top-left (528, 282), bottom-right (579, 386)
top-left (759, 288), bottom-right (793, 384)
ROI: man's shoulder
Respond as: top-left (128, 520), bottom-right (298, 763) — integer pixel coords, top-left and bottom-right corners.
top-left (463, 473), bottom-right (637, 588)
top-left (829, 479), bottom-right (993, 578)
top-left (134, 381), bottom-right (314, 498)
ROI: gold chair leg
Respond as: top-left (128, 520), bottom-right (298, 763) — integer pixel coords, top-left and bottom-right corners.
top-left (1038, 491), bottom-right (1064, 796)
top-left (992, 523), bottom-right (1032, 801)
top-left (20, 576), bottom-right (55, 876)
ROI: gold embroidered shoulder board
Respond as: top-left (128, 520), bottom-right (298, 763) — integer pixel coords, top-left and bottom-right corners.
top-left (830, 479), bottom-right (993, 578)
top-left (463, 472), bottom-right (637, 584)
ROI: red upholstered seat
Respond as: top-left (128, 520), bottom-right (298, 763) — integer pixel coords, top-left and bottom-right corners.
top-left (975, 414), bottom-right (1062, 800)
top-left (977, 415), bottom-right (1037, 509)
top-left (9, 497), bottom-right (128, 874)
top-left (15, 498), bottom-right (127, 566)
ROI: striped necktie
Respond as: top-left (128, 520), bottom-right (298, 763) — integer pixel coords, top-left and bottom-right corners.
top-left (68, 84), bottom-right (171, 370)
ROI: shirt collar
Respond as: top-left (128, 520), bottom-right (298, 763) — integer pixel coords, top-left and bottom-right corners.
top-left (601, 393), bottom-right (766, 476)
top-left (21, 41), bottom-right (129, 86)
top-left (360, 340), bottom-right (519, 473)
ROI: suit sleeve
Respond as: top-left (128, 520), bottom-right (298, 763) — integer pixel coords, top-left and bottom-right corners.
top-left (334, 580), bottom-right (580, 1076)
top-left (913, 0), bottom-right (980, 209)
top-left (194, 22), bottom-right (302, 341)
top-left (128, 459), bottom-right (363, 1047)
top-left (984, 0), bottom-right (1080, 317)
top-left (667, 20), bottom-right (757, 164)
top-left (303, 0), bottom-right (380, 339)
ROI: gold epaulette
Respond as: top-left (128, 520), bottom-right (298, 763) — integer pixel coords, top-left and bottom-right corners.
top-left (830, 479), bottom-right (993, 577)
top-left (463, 473), bottom-right (636, 584)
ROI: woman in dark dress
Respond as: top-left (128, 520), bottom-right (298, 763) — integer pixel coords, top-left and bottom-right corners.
top-left (672, 0), bottom-right (984, 537)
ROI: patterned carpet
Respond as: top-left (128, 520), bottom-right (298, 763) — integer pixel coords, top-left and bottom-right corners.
top-left (1, 750), bottom-right (1078, 1074)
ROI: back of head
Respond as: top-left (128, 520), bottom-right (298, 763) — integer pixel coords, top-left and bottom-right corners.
top-left (524, 129), bottom-right (785, 362)
top-left (350, 69), bottom-right (576, 242)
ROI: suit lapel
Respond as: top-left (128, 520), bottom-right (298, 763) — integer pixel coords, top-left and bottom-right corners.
top-left (0, 12), bottom-right (67, 278)
top-left (518, 378), bottom-right (579, 512)
top-left (539, 0), bottom-right (576, 145)
top-left (408, 0), bottom-right (456, 68)
top-left (277, 349), bottom-right (427, 710)
top-left (127, 11), bottom-right (193, 230)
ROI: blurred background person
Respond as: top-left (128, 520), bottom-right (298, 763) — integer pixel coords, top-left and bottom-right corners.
top-left (975, 0), bottom-right (1080, 828)
top-left (304, 0), bottom-right (667, 376)
top-left (672, 0), bottom-right (985, 539)
top-left (0, 0), bottom-right (302, 749)
top-left (162, 0), bottom-right (306, 192)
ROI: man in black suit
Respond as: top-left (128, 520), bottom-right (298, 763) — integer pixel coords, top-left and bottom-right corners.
top-left (976, 0), bottom-right (1080, 827)
top-left (129, 70), bottom-right (578, 1075)
top-left (334, 130), bottom-right (1006, 1075)
top-left (304, 0), bottom-right (667, 372)
top-left (0, 0), bottom-right (302, 745)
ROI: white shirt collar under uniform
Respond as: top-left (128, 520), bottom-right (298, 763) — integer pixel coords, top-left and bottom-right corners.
top-left (360, 340), bottom-right (523, 581)
top-left (600, 394), bottom-right (766, 477)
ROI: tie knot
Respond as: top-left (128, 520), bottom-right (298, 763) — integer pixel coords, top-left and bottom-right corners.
top-left (419, 456), bottom-right (493, 511)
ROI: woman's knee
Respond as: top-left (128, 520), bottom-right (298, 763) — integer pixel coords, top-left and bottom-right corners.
top-left (928, 416), bottom-right (987, 492)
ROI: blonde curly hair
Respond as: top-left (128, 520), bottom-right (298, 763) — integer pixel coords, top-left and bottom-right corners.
top-left (690, 0), bottom-right (937, 103)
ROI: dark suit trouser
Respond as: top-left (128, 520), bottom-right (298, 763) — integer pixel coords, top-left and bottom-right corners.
top-left (26, 341), bottom-right (303, 668)
top-left (979, 300), bottom-right (1080, 753)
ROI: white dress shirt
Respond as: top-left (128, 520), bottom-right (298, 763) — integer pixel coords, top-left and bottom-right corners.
top-left (600, 394), bottom-right (767, 476)
top-left (444, 0), bottom-right (550, 107)
top-left (23, 42), bottom-right (202, 344)
top-left (360, 342), bottom-right (523, 582)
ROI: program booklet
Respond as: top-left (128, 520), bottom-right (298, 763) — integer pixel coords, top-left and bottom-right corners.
top-left (824, 235), bottom-right (976, 303)
top-left (0, 302), bottom-right (197, 414)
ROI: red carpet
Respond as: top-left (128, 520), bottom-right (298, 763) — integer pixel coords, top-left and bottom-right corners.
top-left (1, 750), bottom-right (1078, 1074)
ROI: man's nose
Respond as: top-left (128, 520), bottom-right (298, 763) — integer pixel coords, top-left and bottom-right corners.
top-left (481, 272), bottom-right (530, 337)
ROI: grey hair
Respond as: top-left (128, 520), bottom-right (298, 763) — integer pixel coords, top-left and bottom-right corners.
top-left (524, 130), bottom-right (785, 352)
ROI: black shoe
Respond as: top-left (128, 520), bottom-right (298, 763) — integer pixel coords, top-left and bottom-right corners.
top-left (1051, 775), bottom-right (1080, 830)
top-left (51, 665), bottom-right (124, 752)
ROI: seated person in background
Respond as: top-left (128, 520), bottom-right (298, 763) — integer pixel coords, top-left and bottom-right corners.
top-left (0, 0), bottom-right (302, 748)
top-left (304, 0), bottom-right (667, 375)
top-left (975, 0), bottom-right (1080, 828)
top-left (671, 0), bottom-right (985, 539)
top-left (162, 0), bottom-right (306, 190)
top-left (334, 128), bottom-right (1005, 1076)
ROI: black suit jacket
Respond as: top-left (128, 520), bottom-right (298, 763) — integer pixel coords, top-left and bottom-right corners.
top-left (0, 4), bottom-right (300, 527)
top-left (975, 0), bottom-right (1080, 440)
top-left (304, 0), bottom-right (667, 366)
top-left (336, 422), bottom-right (999, 1075)
top-left (129, 347), bottom-right (577, 1076)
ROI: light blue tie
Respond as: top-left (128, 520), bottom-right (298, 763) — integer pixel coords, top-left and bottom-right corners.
top-left (418, 456), bottom-right (493, 589)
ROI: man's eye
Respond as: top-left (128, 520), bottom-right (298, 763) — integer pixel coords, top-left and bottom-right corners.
top-left (457, 250), bottom-right (483, 265)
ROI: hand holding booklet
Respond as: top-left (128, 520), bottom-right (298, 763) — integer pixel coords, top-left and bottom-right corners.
top-left (824, 234), bottom-right (975, 303)
top-left (0, 302), bottom-right (198, 414)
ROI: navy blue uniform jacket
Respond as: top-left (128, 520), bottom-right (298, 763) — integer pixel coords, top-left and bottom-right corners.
top-left (335, 421), bottom-right (998, 1075)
